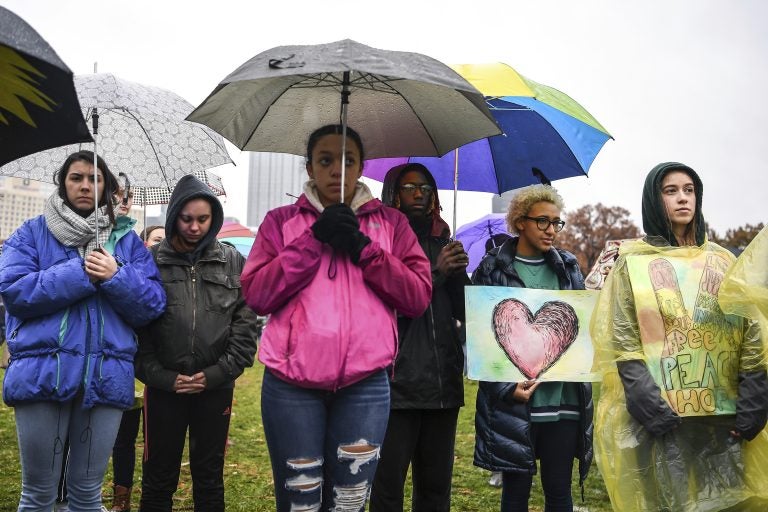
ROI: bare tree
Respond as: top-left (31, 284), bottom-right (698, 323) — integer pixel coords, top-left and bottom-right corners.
top-left (557, 203), bottom-right (642, 275)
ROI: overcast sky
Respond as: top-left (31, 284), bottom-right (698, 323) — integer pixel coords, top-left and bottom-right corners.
top-left (3, 0), bottom-right (767, 234)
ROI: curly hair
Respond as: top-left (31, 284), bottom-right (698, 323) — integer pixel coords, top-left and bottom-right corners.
top-left (505, 184), bottom-right (565, 234)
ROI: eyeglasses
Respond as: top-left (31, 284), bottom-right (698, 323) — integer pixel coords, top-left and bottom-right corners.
top-left (521, 216), bottom-right (566, 232)
top-left (399, 183), bottom-right (434, 195)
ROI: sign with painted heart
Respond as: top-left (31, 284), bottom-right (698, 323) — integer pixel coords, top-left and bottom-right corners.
top-left (466, 286), bottom-right (599, 382)
top-left (626, 251), bottom-right (741, 417)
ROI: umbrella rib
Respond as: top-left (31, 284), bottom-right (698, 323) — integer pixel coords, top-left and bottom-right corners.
top-left (292, 72), bottom-right (400, 94)
top-left (121, 108), bottom-right (174, 190)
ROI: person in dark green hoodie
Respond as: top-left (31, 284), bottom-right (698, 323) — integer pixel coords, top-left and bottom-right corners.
top-left (592, 162), bottom-right (768, 511)
top-left (136, 174), bottom-right (259, 512)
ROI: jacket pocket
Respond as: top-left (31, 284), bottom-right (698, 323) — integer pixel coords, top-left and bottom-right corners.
top-left (201, 272), bottom-right (241, 315)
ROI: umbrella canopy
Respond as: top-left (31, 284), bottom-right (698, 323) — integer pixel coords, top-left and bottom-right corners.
top-left (455, 213), bottom-right (511, 273)
top-left (132, 168), bottom-right (226, 206)
top-left (218, 236), bottom-right (255, 257)
top-left (0, 73), bottom-right (233, 188)
top-left (363, 63), bottom-right (612, 193)
top-left (0, 6), bottom-right (92, 166)
top-left (187, 39), bottom-right (501, 160)
top-left (217, 221), bottom-right (253, 238)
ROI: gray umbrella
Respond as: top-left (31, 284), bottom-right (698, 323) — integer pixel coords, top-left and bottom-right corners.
top-left (187, 39), bottom-right (501, 160)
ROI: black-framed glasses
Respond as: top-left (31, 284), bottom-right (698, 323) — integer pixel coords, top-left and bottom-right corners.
top-left (399, 183), bottom-right (434, 195)
top-left (521, 215), bottom-right (566, 232)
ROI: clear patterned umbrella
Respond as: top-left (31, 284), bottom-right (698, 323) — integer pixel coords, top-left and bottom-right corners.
top-left (131, 168), bottom-right (226, 206)
top-left (0, 73), bottom-right (233, 188)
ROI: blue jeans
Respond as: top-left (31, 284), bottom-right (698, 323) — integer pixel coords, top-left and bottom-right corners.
top-left (14, 396), bottom-right (123, 511)
top-left (261, 368), bottom-right (390, 512)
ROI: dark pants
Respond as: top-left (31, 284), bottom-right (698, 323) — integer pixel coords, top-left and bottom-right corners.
top-left (501, 420), bottom-right (579, 512)
top-left (370, 407), bottom-right (460, 512)
top-left (139, 386), bottom-right (233, 512)
top-left (113, 407), bottom-right (142, 487)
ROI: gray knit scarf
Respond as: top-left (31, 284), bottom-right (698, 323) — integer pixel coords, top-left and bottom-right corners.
top-left (44, 193), bottom-right (112, 258)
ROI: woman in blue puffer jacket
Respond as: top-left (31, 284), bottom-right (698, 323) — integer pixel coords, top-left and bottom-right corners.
top-left (0, 151), bottom-right (166, 511)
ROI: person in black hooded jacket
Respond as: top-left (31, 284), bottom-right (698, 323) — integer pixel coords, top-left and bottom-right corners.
top-left (136, 174), bottom-right (259, 512)
top-left (370, 163), bottom-right (469, 512)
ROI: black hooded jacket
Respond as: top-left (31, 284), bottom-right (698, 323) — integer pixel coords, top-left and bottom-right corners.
top-left (136, 175), bottom-right (259, 391)
top-left (381, 164), bottom-right (468, 409)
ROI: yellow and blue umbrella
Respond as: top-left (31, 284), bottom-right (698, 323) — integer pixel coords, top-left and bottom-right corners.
top-left (364, 63), bottom-right (612, 193)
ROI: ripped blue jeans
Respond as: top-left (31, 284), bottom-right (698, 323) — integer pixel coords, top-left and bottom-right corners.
top-left (261, 368), bottom-right (390, 512)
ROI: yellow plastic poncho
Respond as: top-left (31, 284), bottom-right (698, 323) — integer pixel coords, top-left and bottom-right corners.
top-left (720, 225), bottom-right (768, 345)
top-left (591, 239), bottom-right (768, 512)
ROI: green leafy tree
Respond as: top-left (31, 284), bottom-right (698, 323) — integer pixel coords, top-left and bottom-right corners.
top-left (557, 203), bottom-right (642, 275)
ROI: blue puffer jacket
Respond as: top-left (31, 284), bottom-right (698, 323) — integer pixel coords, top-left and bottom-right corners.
top-left (0, 215), bottom-right (166, 409)
top-left (471, 237), bottom-right (594, 485)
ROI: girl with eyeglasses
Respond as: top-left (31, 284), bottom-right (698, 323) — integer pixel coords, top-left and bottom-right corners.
top-left (471, 184), bottom-right (593, 512)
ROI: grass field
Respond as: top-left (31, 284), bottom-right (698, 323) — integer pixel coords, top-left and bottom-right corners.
top-left (0, 364), bottom-right (612, 511)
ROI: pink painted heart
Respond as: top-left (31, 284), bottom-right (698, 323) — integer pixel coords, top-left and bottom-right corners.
top-left (492, 299), bottom-right (579, 379)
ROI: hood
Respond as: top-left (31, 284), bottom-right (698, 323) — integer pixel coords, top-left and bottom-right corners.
top-left (381, 163), bottom-right (450, 238)
top-left (641, 162), bottom-right (705, 246)
top-left (165, 174), bottom-right (224, 254)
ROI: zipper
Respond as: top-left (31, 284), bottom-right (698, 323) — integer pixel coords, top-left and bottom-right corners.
top-left (190, 265), bottom-right (197, 355)
top-left (427, 302), bottom-right (445, 408)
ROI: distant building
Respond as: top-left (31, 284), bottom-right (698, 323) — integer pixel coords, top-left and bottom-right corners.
top-left (0, 177), bottom-right (55, 239)
top-left (246, 153), bottom-right (305, 228)
top-left (0, 176), bottom-right (148, 238)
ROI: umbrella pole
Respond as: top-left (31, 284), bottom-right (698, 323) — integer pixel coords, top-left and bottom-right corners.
top-left (92, 107), bottom-right (100, 248)
top-left (452, 148), bottom-right (459, 237)
top-left (339, 71), bottom-right (351, 205)
top-left (143, 189), bottom-right (147, 240)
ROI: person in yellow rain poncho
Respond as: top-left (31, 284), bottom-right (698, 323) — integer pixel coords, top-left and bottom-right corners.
top-left (591, 162), bottom-right (768, 512)
top-left (720, 225), bottom-right (768, 349)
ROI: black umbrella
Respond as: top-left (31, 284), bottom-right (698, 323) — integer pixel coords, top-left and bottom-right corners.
top-left (0, 6), bottom-right (92, 166)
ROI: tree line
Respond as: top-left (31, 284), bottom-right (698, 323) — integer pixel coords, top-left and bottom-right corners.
top-left (556, 203), bottom-right (764, 275)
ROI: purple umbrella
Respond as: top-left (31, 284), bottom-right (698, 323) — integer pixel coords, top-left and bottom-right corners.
top-left (455, 213), bottom-right (511, 274)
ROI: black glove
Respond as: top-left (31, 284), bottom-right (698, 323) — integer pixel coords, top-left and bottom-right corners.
top-left (332, 230), bottom-right (371, 264)
top-left (311, 203), bottom-right (358, 243)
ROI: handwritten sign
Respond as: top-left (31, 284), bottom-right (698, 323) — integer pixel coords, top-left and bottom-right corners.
top-left (627, 252), bottom-right (742, 416)
top-left (466, 286), bottom-right (599, 382)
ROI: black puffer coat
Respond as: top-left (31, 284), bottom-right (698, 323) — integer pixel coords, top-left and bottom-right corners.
top-left (471, 237), bottom-right (593, 484)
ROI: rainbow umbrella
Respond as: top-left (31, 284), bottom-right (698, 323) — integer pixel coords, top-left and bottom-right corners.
top-left (363, 63), bottom-right (612, 230)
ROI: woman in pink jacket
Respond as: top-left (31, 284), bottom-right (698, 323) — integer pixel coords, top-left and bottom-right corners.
top-left (241, 124), bottom-right (432, 512)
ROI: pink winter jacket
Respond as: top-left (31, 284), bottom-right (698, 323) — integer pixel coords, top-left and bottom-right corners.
top-left (241, 194), bottom-right (432, 390)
